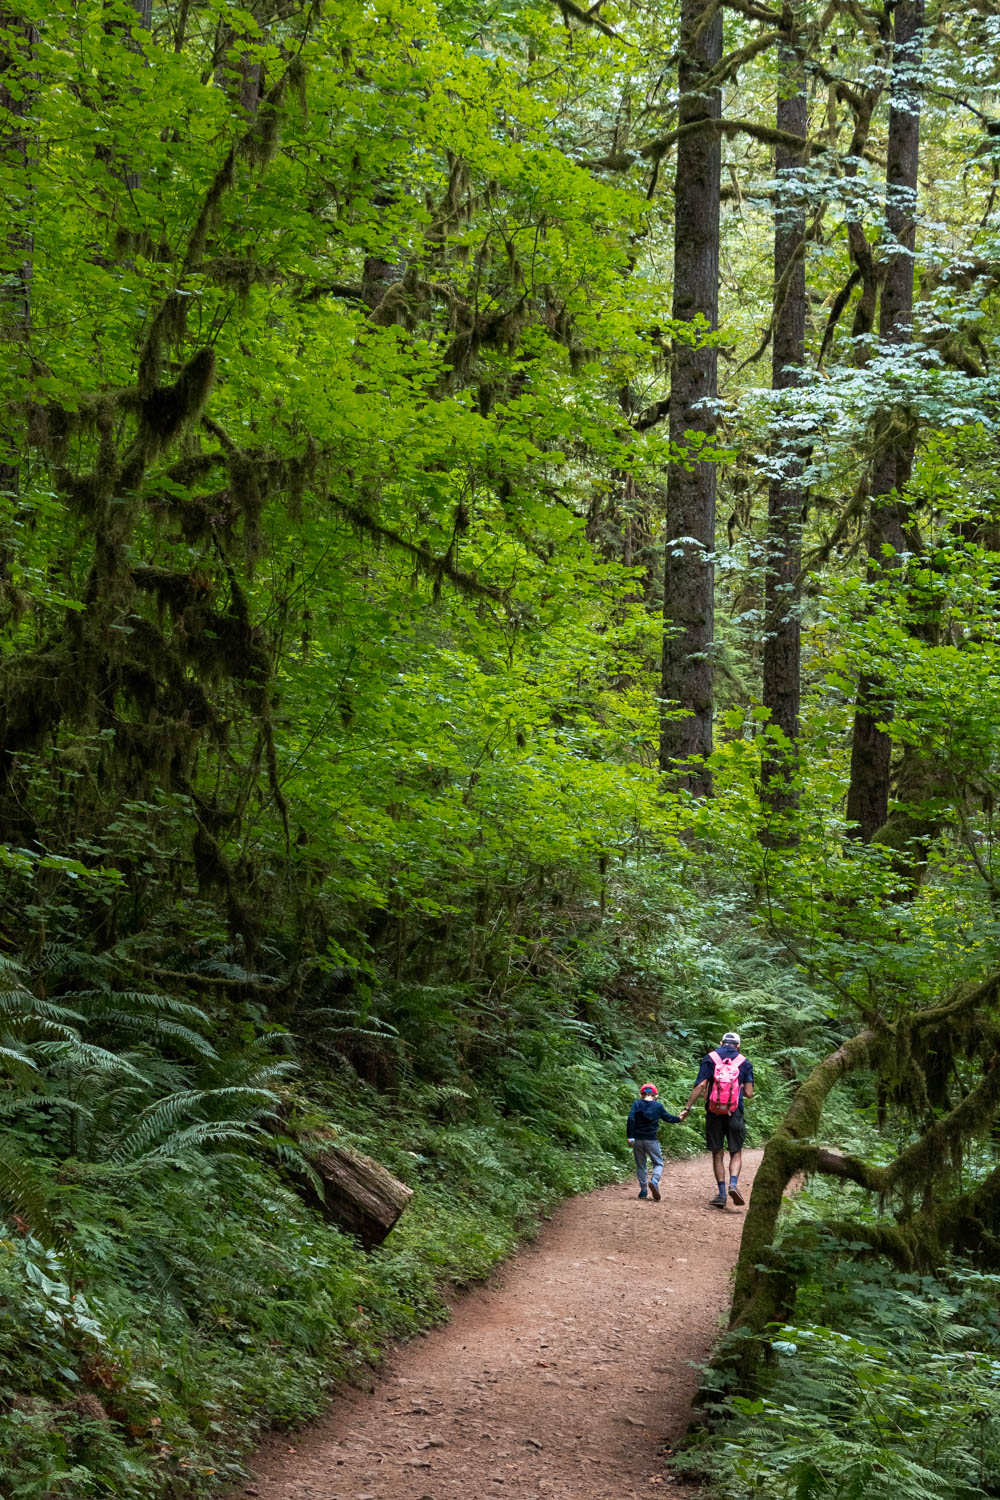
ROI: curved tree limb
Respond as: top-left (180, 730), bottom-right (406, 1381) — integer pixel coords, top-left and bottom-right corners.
top-left (730, 1027), bottom-right (880, 1325)
top-left (818, 265), bottom-right (863, 367)
top-left (727, 969), bottom-right (1000, 1386)
top-left (328, 495), bottom-right (506, 603)
top-left (583, 117), bottom-right (829, 172)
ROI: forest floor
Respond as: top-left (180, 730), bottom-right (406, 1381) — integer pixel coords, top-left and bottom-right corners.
top-left (232, 1149), bottom-right (761, 1500)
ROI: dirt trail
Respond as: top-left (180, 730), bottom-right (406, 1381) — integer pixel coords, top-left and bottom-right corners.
top-left (234, 1150), bottom-right (760, 1500)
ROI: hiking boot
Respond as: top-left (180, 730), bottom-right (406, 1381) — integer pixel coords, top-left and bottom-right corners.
top-left (649, 1181), bottom-right (661, 1201)
top-left (637, 1188), bottom-right (648, 1199)
top-left (709, 1193), bottom-right (727, 1209)
top-left (728, 1185), bottom-right (745, 1206)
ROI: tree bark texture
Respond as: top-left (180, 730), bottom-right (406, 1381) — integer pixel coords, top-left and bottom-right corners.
top-left (312, 1142), bottom-right (414, 1250)
top-left (659, 0), bottom-right (722, 797)
top-left (761, 40), bottom-right (807, 829)
top-left (847, 0), bottom-right (924, 841)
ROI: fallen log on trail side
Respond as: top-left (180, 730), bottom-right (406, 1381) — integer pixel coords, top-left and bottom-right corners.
top-left (312, 1142), bottom-right (414, 1250)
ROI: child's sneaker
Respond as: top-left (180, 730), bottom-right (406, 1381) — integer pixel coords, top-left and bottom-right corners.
top-left (637, 1188), bottom-right (648, 1199)
top-left (649, 1181), bottom-right (661, 1201)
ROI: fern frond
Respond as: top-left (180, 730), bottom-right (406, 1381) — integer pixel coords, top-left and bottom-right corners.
top-left (0, 989), bottom-right (83, 1028)
top-left (40, 1040), bottom-right (152, 1081)
top-left (0, 1142), bottom-right (62, 1247)
top-left (132, 1237), bottom-right (192, 1317)
top-left (37, 945), bottom-right (116, 983)
top-left (189, 957), bottom-right (278, 984)
top-left (138, 1230), bottom-right (268, 1301)
top-left (66, 989), bottom-right (210, 1027)
top-left (199, 1083), bottom-right (282, 1120)
top-left (122, 1121), bottom-right (260, 1166)
top-left (110, 1081), bottom-right (279, 1161)
top-left (110, 1089), bottom-right (205, 1160)
top-left (203, 1054), bottom-right (296, 1091)
top-left (0, 1043), bottom-right (40, 1086)
top-left (261, 1136), bottom-right (326, 1198)
top-left (307, 1006), bottom-right (400, 1037)
top-left (92, 1012), bottom-right (218, 1059)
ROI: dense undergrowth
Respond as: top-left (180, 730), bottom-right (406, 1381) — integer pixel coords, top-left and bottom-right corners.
top-left (0, 888), bottom-right (797, 1499)
top-left (687, 1203), bottom-right (1000, 1500)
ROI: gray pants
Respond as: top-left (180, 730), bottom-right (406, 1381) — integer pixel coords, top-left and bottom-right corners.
top-left (632, 1139), bottom-right (663, 1188)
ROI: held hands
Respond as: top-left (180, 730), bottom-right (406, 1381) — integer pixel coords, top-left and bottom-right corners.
top-left (679, 1107), bottom-right (691, 1121)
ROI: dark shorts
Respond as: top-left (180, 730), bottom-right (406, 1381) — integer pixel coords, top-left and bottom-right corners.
top-left (705, 1111), bottom-right (746, 1153)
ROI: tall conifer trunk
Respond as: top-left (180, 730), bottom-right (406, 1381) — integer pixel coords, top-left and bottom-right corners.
top-left (846, 0), bottom-right (924, 840)
top-left (659, 0), bottom-right (722, 796)
top-left (761, 34), bottom-right (807, 831)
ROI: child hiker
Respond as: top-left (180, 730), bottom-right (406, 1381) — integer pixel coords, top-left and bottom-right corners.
top-left (627, 1082), bottom-right (683, 1200)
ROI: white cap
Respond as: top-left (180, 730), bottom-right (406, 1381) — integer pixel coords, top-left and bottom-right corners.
top-left (721, 1031), bottom-right (741, 1047)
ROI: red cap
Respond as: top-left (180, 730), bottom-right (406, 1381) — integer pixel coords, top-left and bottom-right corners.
top-left (639, 1082), bottom-right (658, 1096)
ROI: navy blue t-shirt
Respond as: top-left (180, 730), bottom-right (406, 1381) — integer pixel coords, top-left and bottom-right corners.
top-left (696, 1045), bottom-right (753, 1119)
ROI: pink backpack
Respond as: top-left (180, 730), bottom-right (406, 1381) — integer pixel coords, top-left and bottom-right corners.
top-left (707, 1050), bottom-right (745, 1115)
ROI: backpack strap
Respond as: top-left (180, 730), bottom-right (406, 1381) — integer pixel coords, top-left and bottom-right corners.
top-left (708, 1050), bottom-right (721, 1067)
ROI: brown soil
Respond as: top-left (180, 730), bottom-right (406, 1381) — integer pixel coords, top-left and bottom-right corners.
top-left (234, 1149), bottom-right (760, 1500)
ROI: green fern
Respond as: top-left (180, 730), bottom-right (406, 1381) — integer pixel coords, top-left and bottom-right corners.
top-left (110, 1083), bottom-right (280, 1162)
top-left (62, 988), bottom-right (218, 1058)
top-left (127, 1121), bottom-right (263, 1166)
top-left (0, 1041), bottom-right (41, 1087)
top-left (0, 1141), bottom-right (62, 1247)
top-left (261, 1135), bottom-right (328, 1198)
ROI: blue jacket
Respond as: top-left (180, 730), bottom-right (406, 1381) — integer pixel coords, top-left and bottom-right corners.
top-left (627, 1098), bottom-right (681, 1140)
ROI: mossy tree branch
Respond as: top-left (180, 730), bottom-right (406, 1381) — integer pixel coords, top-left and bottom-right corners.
top-left (727, 971), bottom-right (1000, 1386)
top-left (731, 1027), bottom-right (879, 1326)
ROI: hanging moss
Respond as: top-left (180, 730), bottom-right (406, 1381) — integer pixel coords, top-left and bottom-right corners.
top-left (140, 348), bottom-right (216, 458)
top-left (239, 57), bottom-right (303, 168)
top-left (131, 566), bottom-right (216, 616)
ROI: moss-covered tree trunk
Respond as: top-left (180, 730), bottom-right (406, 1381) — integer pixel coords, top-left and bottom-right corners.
top-left (0, 13), bottom-right (35, 503)
top-left (727, 971), bottom-right (1000, 1388)
top-left (730, 1028), bottom-right (877, 1334)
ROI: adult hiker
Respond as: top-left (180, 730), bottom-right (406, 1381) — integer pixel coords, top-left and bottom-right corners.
top-left (679, 1031), bottom-right (754, 1209)
top-left (626, 1082), bottom-right (683, 1201)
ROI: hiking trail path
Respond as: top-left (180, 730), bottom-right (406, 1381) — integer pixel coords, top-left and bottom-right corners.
top-left (233, 1149), bottom-right (761, 1500)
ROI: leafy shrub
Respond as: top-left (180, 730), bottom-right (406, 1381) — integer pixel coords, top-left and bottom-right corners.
top-left (686, 1254), bottom-right (1000, 1499)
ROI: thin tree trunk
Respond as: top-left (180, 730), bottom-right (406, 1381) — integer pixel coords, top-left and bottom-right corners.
top-left (761, 36), bottom-right (807, 833)
top-left (846, 0), bottom-right (924, 841)
top-left (659, 0), bottom-right (722, 796)
top-left (125, 0), bottom-right (152, 189)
